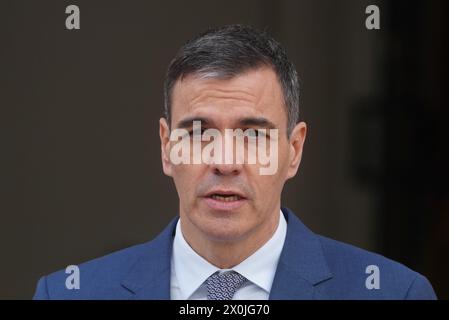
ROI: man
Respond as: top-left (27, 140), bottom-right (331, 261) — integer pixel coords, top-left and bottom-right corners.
top-left (33, 25), bottom-right (436, 300)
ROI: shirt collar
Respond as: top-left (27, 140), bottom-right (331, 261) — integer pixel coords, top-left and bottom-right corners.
top-left (172, 209), bottom-right (287, 299)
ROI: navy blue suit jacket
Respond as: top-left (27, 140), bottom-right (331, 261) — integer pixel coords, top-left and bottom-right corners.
top-left (33, 208), bottom-right (437, 299)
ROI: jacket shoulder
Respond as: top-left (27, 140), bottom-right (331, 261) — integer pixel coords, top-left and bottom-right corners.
top-left (33, 240), bottom-right (153, 300)
top-left (316, 235), bottom-right (437, 299)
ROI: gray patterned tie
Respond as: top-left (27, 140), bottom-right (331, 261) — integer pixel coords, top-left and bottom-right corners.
top-left (206, 271), bottom-right (248, 300)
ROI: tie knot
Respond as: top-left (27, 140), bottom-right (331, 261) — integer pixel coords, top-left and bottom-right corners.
top-left (206, 271), bottom-right (248, 300)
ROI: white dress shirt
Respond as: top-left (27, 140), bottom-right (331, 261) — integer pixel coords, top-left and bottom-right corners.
top-left (170, 209), bottom-right (287, 300)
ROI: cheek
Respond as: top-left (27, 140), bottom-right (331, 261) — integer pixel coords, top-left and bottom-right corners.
top-left (276, 144), bottom-right (291, 172)
top-left (261, 175), bottom-right (284, 197)
top-left (245, 173), bottom-right (282, 206)
top-left (172, 165), bottom-right (204, 197)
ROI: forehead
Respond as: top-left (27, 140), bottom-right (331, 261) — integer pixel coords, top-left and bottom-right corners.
top-left (170, 67), bottom-right (287, 127)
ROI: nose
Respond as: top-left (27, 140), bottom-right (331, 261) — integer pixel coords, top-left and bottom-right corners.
top-left (210, 162), bottom-right (243, 176)
top-left (205, 129), bottom-right (245, 176)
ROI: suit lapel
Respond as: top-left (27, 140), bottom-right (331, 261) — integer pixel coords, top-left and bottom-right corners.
top-left (269, 208), bottom-right (333, 300)
top-left (121, 217), bottom-right (178, 300)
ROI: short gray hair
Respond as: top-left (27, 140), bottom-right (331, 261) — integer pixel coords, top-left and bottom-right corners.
top-left (163, 24), bottom-right (300, 136)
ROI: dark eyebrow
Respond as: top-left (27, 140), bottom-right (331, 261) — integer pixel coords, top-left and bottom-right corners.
top-left (238, 117), bottom-right (277, 129)
top-left (175, 116), bottom-right (277, 130)
top-left (175, 116), bottom-right (212, 129)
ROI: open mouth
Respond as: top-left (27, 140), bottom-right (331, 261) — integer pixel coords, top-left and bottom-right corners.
top-left (208, 194), bottom-right (243, 202)
top-left (203, 191), bottom-right (247, 211)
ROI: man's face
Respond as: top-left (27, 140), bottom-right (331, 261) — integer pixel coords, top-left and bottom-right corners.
top-left (160, 66), bottom-right (306, 243)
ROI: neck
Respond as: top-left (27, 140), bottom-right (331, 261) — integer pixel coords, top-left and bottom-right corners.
top-left (180, 209), bottom-right (280, 269)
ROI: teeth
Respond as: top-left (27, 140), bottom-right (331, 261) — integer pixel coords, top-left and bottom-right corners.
top-left (211, 194), bottom-right (240, 202)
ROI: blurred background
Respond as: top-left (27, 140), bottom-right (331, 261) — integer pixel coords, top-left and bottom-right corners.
top-left (1, 0), bottom-right (448, 299)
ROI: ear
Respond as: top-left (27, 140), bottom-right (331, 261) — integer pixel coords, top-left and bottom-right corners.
top-left (159, 117), bottom-right (173, 177)
top-left (286, 122), bottom-right (307, 180)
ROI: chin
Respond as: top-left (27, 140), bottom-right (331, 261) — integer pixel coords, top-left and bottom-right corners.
top-left (199, 219), bottom-right (251, 243)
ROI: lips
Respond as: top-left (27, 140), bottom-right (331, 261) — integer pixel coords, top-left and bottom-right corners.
top-left (202, 190), bottom-right (247, 211)
top-left (204, 189), bottom-right (246, 199)
top-left (210, 194), bottom-right (241, 202)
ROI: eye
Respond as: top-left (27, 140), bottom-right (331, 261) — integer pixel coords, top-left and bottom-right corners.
top-left (246, 129), bottom-right (268, 139)
top-left (188, 128), bottom-right (207, 136)
top-left (247, 130), bottom-right (258, 138)
top-left (241, 128), bottom-right (259, 138)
